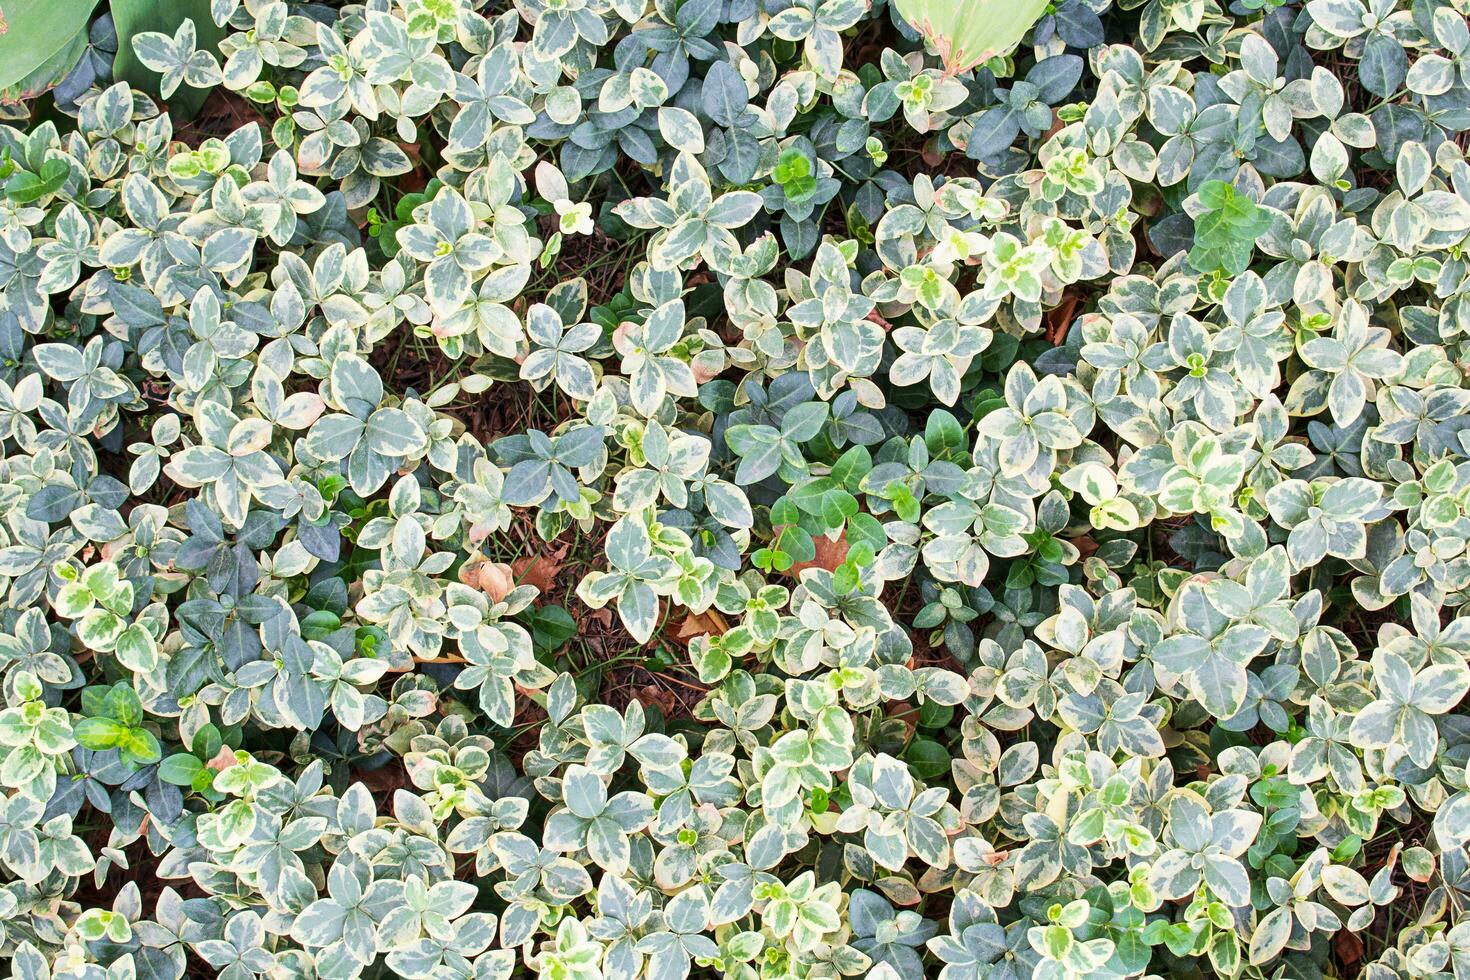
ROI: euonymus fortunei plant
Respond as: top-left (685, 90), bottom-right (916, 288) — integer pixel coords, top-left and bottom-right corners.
top-left (0, 0), bottom-right (1465, 978)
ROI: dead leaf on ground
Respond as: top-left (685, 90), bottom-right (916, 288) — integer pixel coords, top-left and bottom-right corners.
top-left (633, 684), bottom-right (678, 716)
top-left (1044, 108), bottom-right (1066, 142)
top-left (395, 143), bottom-right (429, 193)
top-left (789, 530), bottom-right (848, 576)
top-left (1045, 289), bottom-right (1082, 345)
top-left (1334, 930), bottom-right (1364, 968)
top-left (884, 701), bottom-right (920, 741)
top-left (586, 607), bottom-right (615, 628)
top-left (876, 876), bottom-right (923, 906)
top-left (514, 542), bottom-right (570, 596)
top-left (355, 763), bottom-right (408, 796)
top-left (674, 609), bottom-right (730, 643)
top-left (460, 557), bottom-right (516, 602)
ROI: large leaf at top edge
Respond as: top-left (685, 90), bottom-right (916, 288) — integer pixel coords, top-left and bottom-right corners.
top-left (893, 0), bottom-right (1050, 73)
top-left (110, 0), bottom-right (224, 120)
top-left (0, 27), bottom-right (89, 105)
top-left (0, 0), bottom-right (100, 94)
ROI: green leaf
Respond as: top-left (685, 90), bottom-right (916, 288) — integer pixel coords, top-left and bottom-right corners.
top-left (115, 624), bottom-right (159, 672)
top-left (529, 605), bottom-right (578, 650)
top-left (0, 0), bottom-right (99, 94)
top-left (846, 540), bottom-right (875, 566)
top-left (830, 445), bottom-right (872, 489)
top-left (726, 424), bottom-right (784, 485)
top-left (73, 717), bottom-right (127, 750)
top-left (111, 0), bottom-right (225, 120)
top-left (781, 402), bottom-right (830, 442)
top-left (0, 22), bottom-right (89, 104)
top-left (192, 723), bottom-right (223, 760)
top-left (1187, 181), bottom-right (1273, 277)
top-left (771, 497), bottom-right (800, 527)
top-left (887, 483), bottom-right (920, 523)
top-left (158, 753), bottom-right (205, 786)
top-left (774, 148), bottom-right (815, 198)
top-left (6, 159), bottom-right (70, 204)
top-left (918, 701), bottom-right (953, 729)
top-left (893, 0), bottom-right (1049, 72)
top-left (790, 478), bottom-right (858, 530)
top-left (924, 410), bottom-right (967, 460)
top-left (782, 527), bottom-right (816, 564)
top-left (617, 581), bottom-right (659, 643)
top-left (102, 683), bottom-right (144, 727)
top-left (847, 513), bottom-right (887, 551)
top-left (904, 736), bottom-right (949, 779)
top-left (123, 728), bottom-right (163, 765)
top-left (301, 609), bottom-right (341, 640)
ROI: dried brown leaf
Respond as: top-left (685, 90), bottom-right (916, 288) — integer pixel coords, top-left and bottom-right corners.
top-left (790, 530), bottom-right (848, 576)
top-left (674, 609), bottom-right (729, 642)
top-left (460, 558), bottom-right (516, 603)
top-left (633, 684), bottom-right (678, 716)
top-left (513, 542), bottom-right (569, 596)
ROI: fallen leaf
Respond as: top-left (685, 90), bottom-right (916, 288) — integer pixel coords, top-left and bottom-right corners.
top-left (394, 143), bottom-right (428, 194)
top-left (675, 609), bottom-right (729, 643)
top-left (514, 542), bottom-right (569, 596)
top-left (1334, 929), bottom-right (1363, 968)
top-left (865, 310), bottom-right (894, 331)
top-left (633, 684), bottom-right (678, 716)
top-left (1045, 289), bottom-right (1082, 345)
top-left (790, 530), bottom-right (848, 576)
top-left (354, 763), bottom-right (408, 796)
top-left (884, 701), bottom-right (919, 741)
top-left (460, 558), bottom-right (515, 602)
top-left (1044, 108), bottom-right (1065, 142)
top-left (456, 557), bottom-right (482, 586)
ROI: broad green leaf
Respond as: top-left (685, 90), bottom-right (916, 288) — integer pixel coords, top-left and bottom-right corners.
top-left (893, 0), bottom-right (1049, 72)
top-left (0, 0), bottom-right (98, 93)
top-left (112, 0), bottom-right (227, 119)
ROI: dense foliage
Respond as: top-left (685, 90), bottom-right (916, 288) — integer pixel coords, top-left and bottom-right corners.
top-left (1, 0), bottom-right (1470, 976)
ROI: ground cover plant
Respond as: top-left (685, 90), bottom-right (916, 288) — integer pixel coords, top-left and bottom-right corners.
top-left (0, 0), bottom-right (1468, 976)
